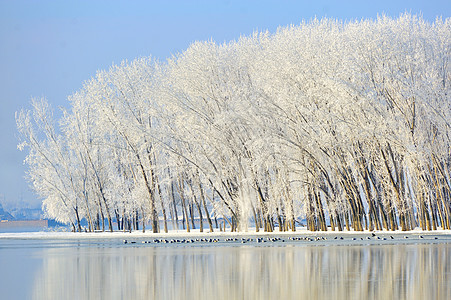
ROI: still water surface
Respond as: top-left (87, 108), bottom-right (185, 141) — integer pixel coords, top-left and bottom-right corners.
top-left (0, 237), bottom-right (450, 300)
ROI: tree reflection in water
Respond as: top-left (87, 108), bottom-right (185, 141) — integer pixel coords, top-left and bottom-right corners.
top-left (32, 243), bottom-right (451, 300)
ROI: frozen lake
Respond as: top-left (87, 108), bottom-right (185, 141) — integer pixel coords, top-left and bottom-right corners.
top-left (1, 232), bottom-right (450, 300)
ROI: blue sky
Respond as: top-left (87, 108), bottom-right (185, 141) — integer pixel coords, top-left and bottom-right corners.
top-left (0, 0), bottom-right (450, 209)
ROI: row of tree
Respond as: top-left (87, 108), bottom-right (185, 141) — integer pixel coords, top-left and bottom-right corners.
top-left (17, 14), bottom-right (451, 232)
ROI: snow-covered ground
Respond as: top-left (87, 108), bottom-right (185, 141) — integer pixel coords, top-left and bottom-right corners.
top-left (1, 227), bottom-right (451, 241)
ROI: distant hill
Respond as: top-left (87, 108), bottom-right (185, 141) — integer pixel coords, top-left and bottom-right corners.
top-left (10, 207), bottom-right (44, 220)
top-left (0, 203), bottom-right (15, 221)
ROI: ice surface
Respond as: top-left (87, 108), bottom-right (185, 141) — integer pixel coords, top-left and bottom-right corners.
top-left (1, 227), bottom-right (450, 247)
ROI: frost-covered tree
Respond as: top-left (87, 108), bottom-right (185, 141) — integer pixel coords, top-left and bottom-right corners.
top-left (17, 14), bottom-right (450, 232)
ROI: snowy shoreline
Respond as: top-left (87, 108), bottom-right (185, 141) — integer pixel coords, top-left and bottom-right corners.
top-left (2, 227), bottom-right (451, 240)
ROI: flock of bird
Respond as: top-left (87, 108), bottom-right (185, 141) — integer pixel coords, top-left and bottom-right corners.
top-left (122, 233), bottom-right (439, 245)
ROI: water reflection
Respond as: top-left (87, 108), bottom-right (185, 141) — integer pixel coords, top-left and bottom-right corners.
top-left (32, 243), bottom-right (451, 300)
